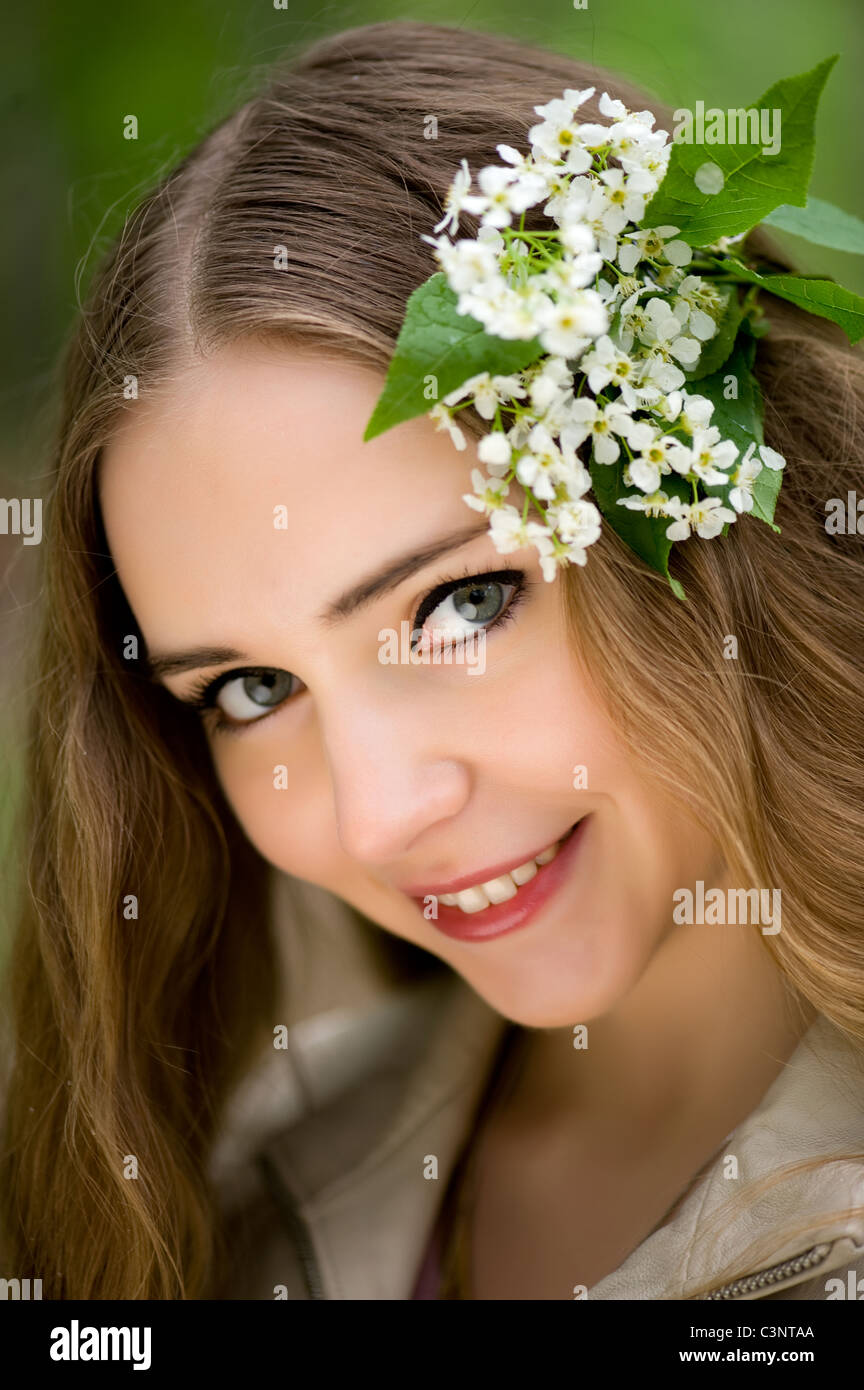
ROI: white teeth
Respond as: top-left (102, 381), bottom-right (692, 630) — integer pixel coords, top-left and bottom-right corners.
top-left (481, 874), bottom-right (520, 905)
top-left (510, 859), bottom-right (538, 886)
top-left (439, 835), bottom-right (566, 914)
top-left (452, 885), bottom-right (491, 914)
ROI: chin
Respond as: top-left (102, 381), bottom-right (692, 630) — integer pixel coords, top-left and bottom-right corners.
top-left (473, 990), bottom-right (620, 1031)
top-left (458, 931), bottom-right (643, 1030)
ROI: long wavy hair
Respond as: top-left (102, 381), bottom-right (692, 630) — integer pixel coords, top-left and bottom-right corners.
top-left (2, 20), bottom-right (863, 1300)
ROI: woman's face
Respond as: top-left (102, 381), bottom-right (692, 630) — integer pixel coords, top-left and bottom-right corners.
top-left (100, 339), bottom-right (722, 1027)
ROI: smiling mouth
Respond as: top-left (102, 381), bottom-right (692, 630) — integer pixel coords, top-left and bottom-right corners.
top-left (428, 821), bottom-right (580, 915)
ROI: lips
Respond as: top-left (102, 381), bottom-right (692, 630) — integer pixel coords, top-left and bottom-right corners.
top-left (406, 817), bottom-right (589, 944)
top-left (437, 832), bottom-right (568, 913)
top-left (399, 825), bottom-right (576, 901)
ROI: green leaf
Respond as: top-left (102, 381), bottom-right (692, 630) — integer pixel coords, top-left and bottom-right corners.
top-left (749, 459), bottom-right (785, 528)
top-left (705, 257), bottom-right (864, 343)
top-left (685, 287), bottom-right (744, 380)
top-left (762, 196), bottom-right (864, 254)
top-left (702, 451), bottom-right (784, 531)
top-left (589, 455), bottom-right (690, 601)
top-left (703, 450), bottom-right (784, 531)
top-left (696, 328), bottom-right (764, 450)
top-left (641, 56), bottom-right (837, 246)
top-left (364, 273), bottom-right (543, 441)
top-left (697, 329), bottom-right (783, 531)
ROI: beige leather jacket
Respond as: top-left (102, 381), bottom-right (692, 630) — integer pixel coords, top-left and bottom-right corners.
top-left (209, 874), bottom-right (864, 1301)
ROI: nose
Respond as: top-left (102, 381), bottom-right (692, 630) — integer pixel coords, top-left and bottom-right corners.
top-left (317, 692), bottom-right (472, 867)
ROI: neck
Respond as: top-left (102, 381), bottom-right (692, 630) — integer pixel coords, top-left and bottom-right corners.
top-left (504, 914), bottom-right (815, 1140)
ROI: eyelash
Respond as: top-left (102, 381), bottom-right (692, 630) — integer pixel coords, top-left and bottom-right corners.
top-left (184, 565), bottom-right (530, 737)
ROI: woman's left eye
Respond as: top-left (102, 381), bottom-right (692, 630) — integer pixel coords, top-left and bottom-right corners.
top-left (411, 569), bottom-right (526, 649)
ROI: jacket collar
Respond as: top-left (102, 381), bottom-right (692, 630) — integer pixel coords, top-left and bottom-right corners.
top-left (590, 1009), bottom-right (864, 1299)
top-left (253, 971), bottom-right (864, 1299)
top-left (255, 970), bottom-right (507, 1299)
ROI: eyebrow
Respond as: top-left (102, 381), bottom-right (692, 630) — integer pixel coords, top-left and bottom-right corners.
top-left (145, 519), bottom-right (490, 681)
top-left (320, 518), bottom-right (489, 626)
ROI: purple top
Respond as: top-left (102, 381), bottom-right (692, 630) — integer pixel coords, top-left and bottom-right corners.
top-left (411, 1208), bottom-right (446, 1298)
top-left (410, 1025), bottom-right (521, 1298)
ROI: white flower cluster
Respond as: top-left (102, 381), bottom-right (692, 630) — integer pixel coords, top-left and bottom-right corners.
top-left (421, 86), bottom-right (786, 582)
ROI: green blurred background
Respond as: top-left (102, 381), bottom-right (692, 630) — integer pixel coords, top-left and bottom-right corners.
top-left (1, 0), bottom-right (863, 933)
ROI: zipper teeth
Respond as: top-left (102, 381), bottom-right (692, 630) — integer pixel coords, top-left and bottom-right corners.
top-left (257, 1152), bottom-right (327, 1300)
top-left (696, 1242), bottom-right (834, 1300)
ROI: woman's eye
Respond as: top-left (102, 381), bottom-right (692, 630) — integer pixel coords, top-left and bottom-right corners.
top-left (413, 572), bottom-right (523, 649)
top-left (211, 669), bottom-right (300, 724)
top-left (187, 570), bottom-right (526, 731)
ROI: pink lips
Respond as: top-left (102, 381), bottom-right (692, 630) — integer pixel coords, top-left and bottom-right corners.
top-left (409, 816), bottom-right (589, 943)
top-left (397, 828), bottom-right (576, 899)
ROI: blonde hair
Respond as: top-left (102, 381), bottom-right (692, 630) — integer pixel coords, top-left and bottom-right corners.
top-left (556, 305), bottom-right (864, 1291)
top-left (1, 19), bottom-right (863, 1299)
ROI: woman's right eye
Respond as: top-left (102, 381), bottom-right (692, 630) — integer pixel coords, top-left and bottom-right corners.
top-left (192, 668), bottom-right (303, 728)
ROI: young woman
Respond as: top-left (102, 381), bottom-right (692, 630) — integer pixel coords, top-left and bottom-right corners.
top-left (2, 20), bottom-right (863, 1301)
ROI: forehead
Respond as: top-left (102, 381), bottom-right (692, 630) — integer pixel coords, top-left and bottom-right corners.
top-left (98, 340), bottom-right (481, 648)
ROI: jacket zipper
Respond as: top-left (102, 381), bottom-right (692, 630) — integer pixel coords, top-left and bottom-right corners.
top-left (257, 1152), bottom-right (327, 1300)
top-left (696, 1242), bottom-right (834, 1300)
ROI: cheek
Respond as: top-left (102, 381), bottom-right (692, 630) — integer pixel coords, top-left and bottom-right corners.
top-left (204, 714), bottom-right (449, 959)
top-left (583, 775), bottom-right (722, 998)
top-left (494, 629), bottom-right (621, 794)
top-left (207, 719), bottom-right (343, 881)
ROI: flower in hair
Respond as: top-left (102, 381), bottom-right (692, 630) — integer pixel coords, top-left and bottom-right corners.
top-left (366, 56), bottom-right (864, 598)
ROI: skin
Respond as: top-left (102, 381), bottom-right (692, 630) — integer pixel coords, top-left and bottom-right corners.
top-left (99, 339), bottom-right (812, 1296)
